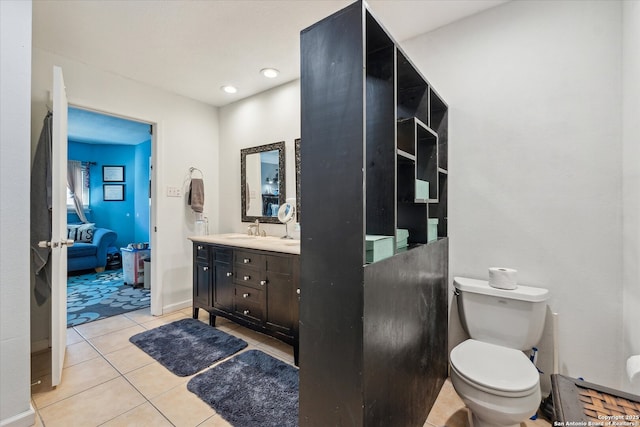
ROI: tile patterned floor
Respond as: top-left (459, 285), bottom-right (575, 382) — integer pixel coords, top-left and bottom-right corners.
top-left (31, 308), bottom-right (552, 427)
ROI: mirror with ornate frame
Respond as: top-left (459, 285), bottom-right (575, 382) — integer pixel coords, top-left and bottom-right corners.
top-left (241, 141), bottom-right (286, 223)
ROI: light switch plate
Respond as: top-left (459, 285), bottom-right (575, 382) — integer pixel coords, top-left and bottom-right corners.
top-left (167, 186), bottom-right (181, 197)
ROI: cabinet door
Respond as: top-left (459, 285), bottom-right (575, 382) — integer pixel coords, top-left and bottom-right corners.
top-left (194, 260), bottom-right (210, 308)
top-left (266, 271), bottom-right (294, 333)
top-left (213, 259), bottom-right (234, 311)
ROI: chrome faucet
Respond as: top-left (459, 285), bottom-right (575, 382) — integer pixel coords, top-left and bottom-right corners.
top-left (247, 219), bottom-right (266, 236)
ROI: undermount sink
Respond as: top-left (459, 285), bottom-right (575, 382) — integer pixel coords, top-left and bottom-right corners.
top-left (224, 235), bottom-right (256, 240)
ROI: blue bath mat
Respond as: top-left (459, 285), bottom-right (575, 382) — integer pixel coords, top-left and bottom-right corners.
top-left (188, 349), bottom-right (299, 427)
top-left (129, 318), bottom-right (247, 376)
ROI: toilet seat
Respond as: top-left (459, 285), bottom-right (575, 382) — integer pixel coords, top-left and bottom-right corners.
top-left (450, 339), bottom-right (540, 397)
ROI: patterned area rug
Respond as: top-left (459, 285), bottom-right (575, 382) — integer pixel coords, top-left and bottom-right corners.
top-left (188, 349), bottom-right (299, 427)
top-left (67, 269), bottom-right (150, 327)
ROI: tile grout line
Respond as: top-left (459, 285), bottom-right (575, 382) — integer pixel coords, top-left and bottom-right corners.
top-left (77, 312), bottom-right (177, 426)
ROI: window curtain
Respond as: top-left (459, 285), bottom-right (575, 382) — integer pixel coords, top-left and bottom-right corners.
top-left (67, 160), bottom-right (89, 223)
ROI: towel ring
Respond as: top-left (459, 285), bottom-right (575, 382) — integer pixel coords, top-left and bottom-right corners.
top-left (189, 167), bottom-right (203, 179)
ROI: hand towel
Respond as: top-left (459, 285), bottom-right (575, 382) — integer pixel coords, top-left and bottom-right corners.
top-left (30, 112), bottom-right (53, 305)
top-left (188, 178), bottom-right (205, 213)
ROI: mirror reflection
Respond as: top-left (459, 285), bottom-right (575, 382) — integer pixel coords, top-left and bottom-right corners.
top-left (241, 141), bottom-right (286, 223)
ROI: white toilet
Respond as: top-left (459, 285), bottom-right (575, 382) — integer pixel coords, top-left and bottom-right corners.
top-left (450, 276), bottom-right (550, 427)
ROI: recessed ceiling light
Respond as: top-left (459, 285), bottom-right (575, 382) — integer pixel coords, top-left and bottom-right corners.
top-left (260, 68), bottom-right (279, 79)
top-left (221, 85), bottom-right (237, 94)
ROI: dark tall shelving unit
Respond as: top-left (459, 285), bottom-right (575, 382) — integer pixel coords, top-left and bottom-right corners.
top-left (300, 1), bottom-right (449, 426)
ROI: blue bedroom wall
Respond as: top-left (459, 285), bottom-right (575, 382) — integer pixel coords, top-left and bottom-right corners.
top-left (68, 140), bottom-right (150, 248)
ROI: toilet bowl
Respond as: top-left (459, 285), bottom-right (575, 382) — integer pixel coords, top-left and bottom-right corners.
top-left (450, 277), bottom-right (549, 427)
top-left (450, 339), bottom-right (541, 427)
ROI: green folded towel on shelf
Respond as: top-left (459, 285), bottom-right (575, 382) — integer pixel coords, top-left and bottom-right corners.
top-left (365, 235), bottom-right (394, 263)
top-left (416, 180), bottom-right (429, 200)
top-left (428, 218), bottom-right (439, 243)
top-left (396, 228), bottom-right (409, 249)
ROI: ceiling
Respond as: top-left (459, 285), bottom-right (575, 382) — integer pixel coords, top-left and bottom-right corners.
top-left (68, 107), bottom-right (151, 145)
top-left (33, 0), bottom-right (508, 109)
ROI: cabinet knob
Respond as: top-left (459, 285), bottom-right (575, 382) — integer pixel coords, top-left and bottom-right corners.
top-left (203, 266), bottom-right (209, 271)
top-left (243, 275), bottom-right (251, 281)
top-left (243, 309), bottom-right (250, 315)
top-left (297, 288), bottom-right (300, 295)
top-left (226, 272), bottom-right (233, 277)
top-left (242, 293), bottom-right (250, 298)
top-left (243, 258), bottom-right (251, 264)
top-left (197, 245), bottom-right (203, 250)
top-left (260, 280), bottom-right (267, 286)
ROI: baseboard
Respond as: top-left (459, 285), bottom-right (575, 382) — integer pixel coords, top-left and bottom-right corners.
top-left (163, 299), bottom-right (191, 315)
top-left (0, 404), bottom-right (35, 427)
top-left (30, 339), bottom-right (49, 354)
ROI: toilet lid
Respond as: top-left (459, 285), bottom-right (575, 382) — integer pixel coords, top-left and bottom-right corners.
top-left (450, 340), bottom-right (539, 393)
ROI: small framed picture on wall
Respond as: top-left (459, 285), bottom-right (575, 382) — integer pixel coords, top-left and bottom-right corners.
top-left (103, 184), bottom-right (124, 201)
top-left (103, 165), bottom-right (125, 182)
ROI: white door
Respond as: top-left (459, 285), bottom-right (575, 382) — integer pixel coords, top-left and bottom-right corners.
top-left (51, 66), bottom-right (69, 386)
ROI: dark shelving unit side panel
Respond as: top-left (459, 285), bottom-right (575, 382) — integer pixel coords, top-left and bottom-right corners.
top-left (416, 124), bottom-right (438, 201)
top-left (397, 202), bottom-right (428, 244)
top-left (366, 11), bottom-right (396, 238)
top-left (430, 89), bottom-right (448, 170)
top-left (363, 239), bottom-right (449, 426)
top-left (429, 171), bottom-right (448, 238)
top-left (397, 49), bottom-right (428, 124)
top-left (299, 2), bottom-right (366, 425)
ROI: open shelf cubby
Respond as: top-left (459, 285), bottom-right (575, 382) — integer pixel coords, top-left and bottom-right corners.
top-left (365, 10), bottom-right (395, 238)
top-left (397, 50), bottom-right (429, 124)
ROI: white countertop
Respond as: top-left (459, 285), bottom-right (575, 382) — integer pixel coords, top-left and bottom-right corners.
top-left (188, 233), bottom-right (300, 255)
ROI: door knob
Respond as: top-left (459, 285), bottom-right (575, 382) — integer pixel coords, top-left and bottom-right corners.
top-left (38, 241), bottom-right (51, 248)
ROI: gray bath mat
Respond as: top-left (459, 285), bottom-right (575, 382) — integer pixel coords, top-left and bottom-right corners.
top-left (129, 318), bottom-right (247, 376)
top-left (187, 349), bottom-right (299, 427)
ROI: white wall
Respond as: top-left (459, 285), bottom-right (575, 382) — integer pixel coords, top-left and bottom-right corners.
top-left (622, 0), bottom-right (640, 393)
top-left (1, 2), bottom-right (36, 426)
top-left (402, 0), bottom-right (624, 388)
top-left (218, 80), bottom-right (300, 237)
top-left (31, 48), bottom-right (220, 345)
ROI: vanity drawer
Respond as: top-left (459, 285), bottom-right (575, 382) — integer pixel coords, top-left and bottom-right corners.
top-left (234, 250), bottom-right (265, 269)
top-left (265, 254), bottom-right (292, 275)
top-left (235, 284), bottom-right (263, 305)
top-left (194, 243), bottom-right (209, 261)
top-left (214, 247), bottom-right (232, 263)
top-left (235, 267), bottom-right (267, 289)
top-left (235, 299), bottom-right (263, 323)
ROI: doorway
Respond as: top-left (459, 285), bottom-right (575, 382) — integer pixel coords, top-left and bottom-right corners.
top-left (66, 106), bottom-right (156, 326)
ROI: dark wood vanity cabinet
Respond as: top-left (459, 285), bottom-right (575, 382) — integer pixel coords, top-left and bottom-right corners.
top-left (193, 243), bottom-right (211, 309)
top-left (192, 242), bottom-right (299, 364)
top-left (212, 247), bottom-right (234, 311)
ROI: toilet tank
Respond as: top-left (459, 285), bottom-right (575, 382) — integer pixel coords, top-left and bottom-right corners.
top-left (454, 277), bottom-right (549, 351)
